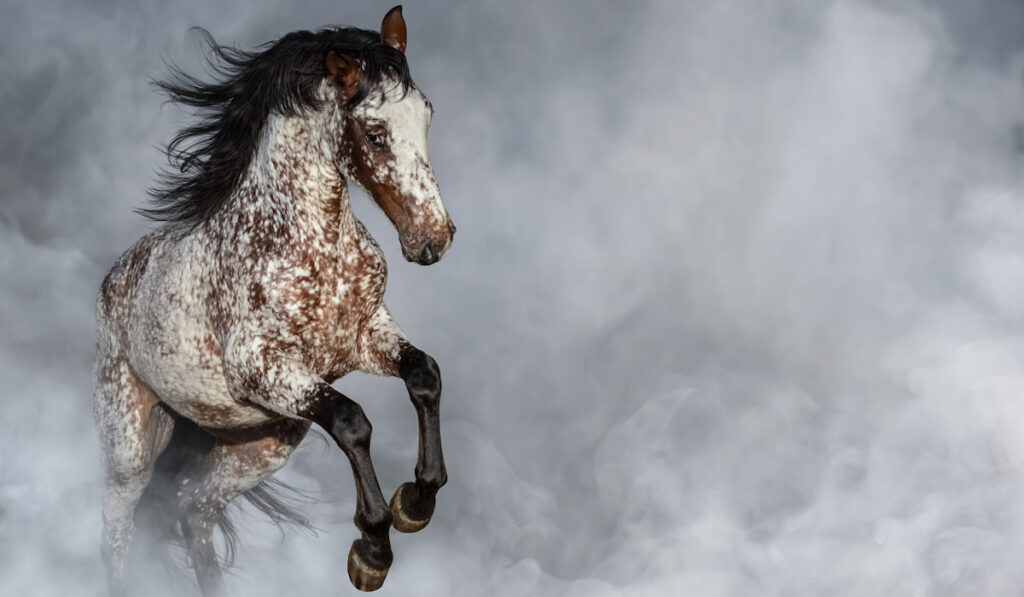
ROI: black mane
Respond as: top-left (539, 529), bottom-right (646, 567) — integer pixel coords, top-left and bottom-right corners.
top-left (141, 26), bottom-right (412, 228)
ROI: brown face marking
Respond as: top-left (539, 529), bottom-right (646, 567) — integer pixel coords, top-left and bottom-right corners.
top-left (338, 87), bottom-right (454, 264)
top-left (341, 115), bottom-right (414, 234)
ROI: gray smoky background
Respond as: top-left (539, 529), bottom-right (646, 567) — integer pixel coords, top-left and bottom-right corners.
top-left (3, 0), bottom-right (1024, 595)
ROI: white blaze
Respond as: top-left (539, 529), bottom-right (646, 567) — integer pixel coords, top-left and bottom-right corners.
top-left (353, 81), bottom-right (450, 240)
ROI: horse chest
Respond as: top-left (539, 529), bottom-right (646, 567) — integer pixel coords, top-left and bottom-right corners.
top-left (330, 252), bottom-right (387, 341)
top-left (287, 237), bottom-right (388, 373)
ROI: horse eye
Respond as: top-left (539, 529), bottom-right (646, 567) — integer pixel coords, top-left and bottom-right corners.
top-left (365, 131), bottom-right (387, 148)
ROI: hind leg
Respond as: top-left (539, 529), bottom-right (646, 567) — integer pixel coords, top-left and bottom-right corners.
top-left (94, 353), bottom-right (175, 596)
top-left (177, 419), bottom-right (309, 596)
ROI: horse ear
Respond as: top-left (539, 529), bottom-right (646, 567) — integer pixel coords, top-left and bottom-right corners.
top-left (326, 51), bottom-right (360, 98)
top-left (381, 5), bottom-right (407, 54)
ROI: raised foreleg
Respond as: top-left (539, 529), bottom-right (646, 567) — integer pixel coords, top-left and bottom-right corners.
top-left (358, 306), bottom-right (448, 533)
top-left (222, 334), bottom-right (393, 591)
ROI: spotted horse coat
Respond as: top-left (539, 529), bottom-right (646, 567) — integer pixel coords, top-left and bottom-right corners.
top-left (93, 7), bottom-right (454, 594)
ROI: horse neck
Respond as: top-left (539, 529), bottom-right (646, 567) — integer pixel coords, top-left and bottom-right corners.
top-left (224, 109), bottom-right (362, 253)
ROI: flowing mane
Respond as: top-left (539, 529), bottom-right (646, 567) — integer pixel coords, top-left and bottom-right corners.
top-left (142, 26), bottom-right (414, 229)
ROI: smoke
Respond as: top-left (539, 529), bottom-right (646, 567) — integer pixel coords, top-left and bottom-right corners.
top-left (2, 0), bottom-right (1024, 595)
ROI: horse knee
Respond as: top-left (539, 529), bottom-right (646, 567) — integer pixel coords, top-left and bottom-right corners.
top-left (330, 402), bottom-right (373, 450)
top-left (400, 350), bottom-right (441, 408)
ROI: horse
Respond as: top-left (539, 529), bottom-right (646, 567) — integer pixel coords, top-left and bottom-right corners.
top-left (92, 6), bottom-right (454, 594)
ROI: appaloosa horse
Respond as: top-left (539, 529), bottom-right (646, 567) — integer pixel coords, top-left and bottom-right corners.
top-left (93, 7), bottom-right (453, 594)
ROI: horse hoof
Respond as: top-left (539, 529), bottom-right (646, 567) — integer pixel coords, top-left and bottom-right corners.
top-left (347, 543), bottom-right (389, 592)
top-left (389, 482), bottom-right (434, 533)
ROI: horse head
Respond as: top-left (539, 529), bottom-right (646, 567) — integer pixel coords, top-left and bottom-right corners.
top-left (328, 7), bottom-right (455, 266)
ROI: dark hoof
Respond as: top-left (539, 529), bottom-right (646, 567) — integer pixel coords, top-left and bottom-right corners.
top-left (389, 482), bottom-right (434, 533)
top-left (347, 542), bottom-right (389, 592)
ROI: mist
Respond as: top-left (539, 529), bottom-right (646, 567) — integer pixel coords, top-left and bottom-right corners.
top-left (3, 0), bottom-right (1024, 595)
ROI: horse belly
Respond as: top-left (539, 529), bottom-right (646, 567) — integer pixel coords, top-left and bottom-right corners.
top-left (138, 351), bottom-right (276, 429)
top-left (131, 326), bottom-right (277, 429)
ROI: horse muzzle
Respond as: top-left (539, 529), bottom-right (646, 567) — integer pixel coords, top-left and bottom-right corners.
top-left (402, 221), bottom-right (455, 266)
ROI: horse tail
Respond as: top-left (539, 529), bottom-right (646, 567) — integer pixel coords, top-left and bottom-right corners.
top-left (134, 409), bottom-right (314, 569)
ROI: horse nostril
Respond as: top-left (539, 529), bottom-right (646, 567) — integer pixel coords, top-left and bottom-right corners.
top-left (419, 242), bottom-right (438, 265)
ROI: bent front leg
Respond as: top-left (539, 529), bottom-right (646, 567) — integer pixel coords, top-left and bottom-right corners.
top-left (359, 307), bottom-right (448, 533)
top-left (299, 387), bottom-right (394, 590)
top-left (223, 337), bottom-right (392, 591)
